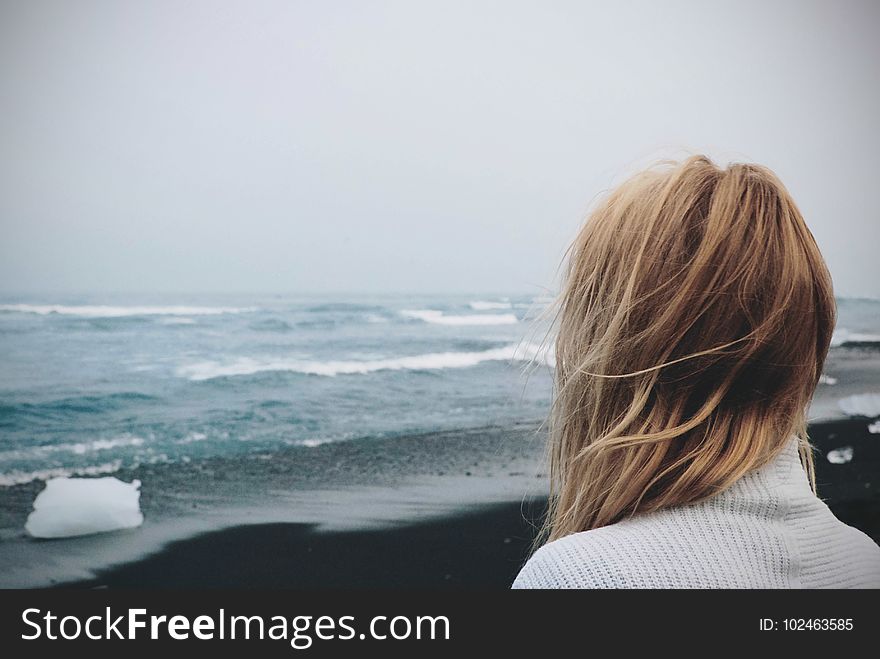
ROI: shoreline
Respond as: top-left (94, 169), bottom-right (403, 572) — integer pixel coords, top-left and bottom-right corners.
top-left (0, 421), bottom-right (547, 531)
top-left (0, 422), bottom-right (547, 588)
top-left (0, 417), bottom-right (878, 588)
top-left (69, 499), bottom-right (549, 589)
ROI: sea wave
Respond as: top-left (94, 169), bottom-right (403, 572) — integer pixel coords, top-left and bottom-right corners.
top-left (0, 393), bottom-right (157, 420)
top-left (468, 301), bottom-right (512, 310)
top-left (297, 438), bottom-right (336, 448)
top-left (249, 318), bottom-right (294, 332)
top-left (306, 303), bottom-right (385, 313)
top-left (157, 317), bottom-right (197, 325)
top-left (830, 328), bottom-right (880, 347)
top-left (401, 309), bottom-right (518, 326)
top-left (176, 343), bottom-right (548, 381)
top-left (0, 460), bottom-right (123, 487)
top-left (0, 304), bottom-right (256, 318)
top-left (838, 392), bottom-right (880, 417)
top-left (0, 435), bottom-right (146, 462)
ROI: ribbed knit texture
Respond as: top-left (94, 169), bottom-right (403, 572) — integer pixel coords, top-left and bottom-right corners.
top-left (513, 439), bottom-right (880, 588)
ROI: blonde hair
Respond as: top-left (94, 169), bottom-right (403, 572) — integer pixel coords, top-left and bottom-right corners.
top-left (541, 155), bottom-right (835, 543)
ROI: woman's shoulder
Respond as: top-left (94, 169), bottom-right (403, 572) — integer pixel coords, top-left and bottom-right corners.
top-left (510, 503), bottom-right (754, 589)
top-left (512, 505), bottom-right (880, 589)
top-left (511, 523), bottom-right (642, 589)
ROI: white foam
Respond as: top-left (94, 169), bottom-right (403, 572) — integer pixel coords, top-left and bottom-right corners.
top-left (838, 393), bottom-right (880, 417)
top-left (401, 309), bottom-right (518, 326)
top-left (826, 447), bottom-right (854, 464)
top-left (469, 301), bottom-right (513, 310)
top-left (0, 461), bottom-right (122, 487)
top-left (830, 328), bottom-right (880, 347)
top-left (0, 436), bottom-right (145, 462)
top-left (72, 436), bottom-right (144, 454)
top-left (157, 317), bottom-right (197, 325)
top-left (0, 304), bottom-right (255, 318)
top-left (176, 342), bottom-right (547, 381)
top-left (298, 438), bottom-right (335, 448)
top-left (819, 374), bottom-right (838, 385)
top-left (25, 476), bottom-right (143, 538)
top-left (868, 420), bottom-right (880, 435)
top-left (176, 431), bottom-right (207, 444)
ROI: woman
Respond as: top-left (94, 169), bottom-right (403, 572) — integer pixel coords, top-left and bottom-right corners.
top-left (513, 155), bottom-right (880, 589)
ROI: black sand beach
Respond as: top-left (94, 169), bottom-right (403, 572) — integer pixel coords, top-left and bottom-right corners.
top-left (71, 501), bottom-right (547, 589)
top-left (0, 423), bottom-right (547, 587)
top-left (809, 418), bottom-right (880, 542)
top-left (0, 417), bottom-right (876, 589)
top-left (38, 418), bottom-right (880, 589)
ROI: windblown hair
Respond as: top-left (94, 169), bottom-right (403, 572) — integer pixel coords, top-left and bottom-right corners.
top-left (542, 155), bottom-right (835, 543)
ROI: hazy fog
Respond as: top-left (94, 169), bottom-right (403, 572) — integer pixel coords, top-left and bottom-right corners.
top-left (1, 1), bottom-right (878, 296)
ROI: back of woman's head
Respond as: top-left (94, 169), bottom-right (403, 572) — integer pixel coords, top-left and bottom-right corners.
top-left (545, 155), bottom-right (835, 541)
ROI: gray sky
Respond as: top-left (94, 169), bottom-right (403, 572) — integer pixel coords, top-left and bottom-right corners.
top-left (1, 0), bottom-right (878, 297)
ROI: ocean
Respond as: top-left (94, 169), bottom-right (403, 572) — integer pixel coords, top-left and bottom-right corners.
top-left (0, 294), bottom-right (878, 488)
top-left (0, 294), bottom-right (555, 486)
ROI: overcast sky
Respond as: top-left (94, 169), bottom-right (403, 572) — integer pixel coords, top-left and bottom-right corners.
top-left (1, 0), bottom-right (878, 297)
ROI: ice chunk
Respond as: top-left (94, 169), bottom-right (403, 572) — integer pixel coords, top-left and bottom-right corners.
top-left (826, 447), bottom-right (854, 465)
top-left (25, 477), bottom-right (143, 539)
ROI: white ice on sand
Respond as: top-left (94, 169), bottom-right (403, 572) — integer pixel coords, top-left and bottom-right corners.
top-left (826, 447), bottom-right (854, 465)
top-left (25, 477), bottom-right (143, 539)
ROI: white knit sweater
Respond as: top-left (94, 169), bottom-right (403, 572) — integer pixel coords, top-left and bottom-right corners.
top-left (513, 439), bottom-right (880, 588)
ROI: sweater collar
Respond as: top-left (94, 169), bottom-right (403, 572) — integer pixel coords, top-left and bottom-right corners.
top-left (707, 437), bottom-right (813, 507)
